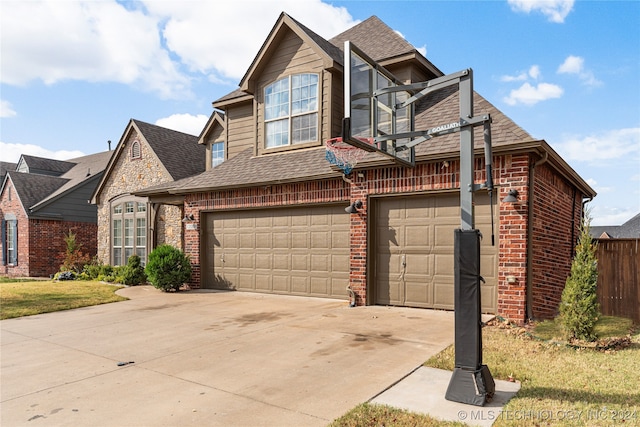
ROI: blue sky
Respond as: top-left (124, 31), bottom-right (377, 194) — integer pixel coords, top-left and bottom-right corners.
top-left (1, 0), bottom-right (638, 225)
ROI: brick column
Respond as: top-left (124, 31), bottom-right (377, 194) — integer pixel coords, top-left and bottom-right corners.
top-left (349, 176), bottom-right (368, 305)
top-left (497, 154), bottom-right (530, 323)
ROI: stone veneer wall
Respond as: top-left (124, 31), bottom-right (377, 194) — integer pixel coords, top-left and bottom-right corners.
top-left (96, 129), bottom-right (180, 264)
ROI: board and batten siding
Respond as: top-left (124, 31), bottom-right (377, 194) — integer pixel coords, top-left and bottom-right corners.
top-left (32, 178), bottom-right (102, 223)
top-left (225, 102), bottom-right (255, 160)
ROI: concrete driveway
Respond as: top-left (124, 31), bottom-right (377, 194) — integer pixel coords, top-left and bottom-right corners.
top-left (1, 286), bottom-right (454, 426)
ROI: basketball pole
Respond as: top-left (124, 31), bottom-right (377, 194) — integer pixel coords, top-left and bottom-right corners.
top-left (444, 69), bottom-right (496, 406)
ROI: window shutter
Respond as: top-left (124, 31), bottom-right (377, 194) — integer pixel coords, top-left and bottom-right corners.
top-left (1, 220), bottom-right (6, 266)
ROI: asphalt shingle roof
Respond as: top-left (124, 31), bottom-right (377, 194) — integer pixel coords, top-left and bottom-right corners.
top-left (591, 213), bottom-right (640, 238)
top-left (19, 155), bottom-right (75, 175)
top-left (329, 15), bottom-right (416, 63)
top-left (8, 172), bottom-right (69, 211)
top-left (132, 120), bottom-right (206, 181)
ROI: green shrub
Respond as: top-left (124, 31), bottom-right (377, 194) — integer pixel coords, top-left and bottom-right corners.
top-left (121, 255), bottom-right (147, 286)
top-left (145, 245), bottom-right (192, 292)
top-left (559, 211), bottom-right (600, 341)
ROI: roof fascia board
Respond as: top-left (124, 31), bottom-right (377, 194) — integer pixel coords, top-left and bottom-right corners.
top-left (212, 93), bottom-right (254, 109)
top-left (198, 111), bottom-right (225, 144)
top-left (2, 174), bottom-right (29, 217)
top-left (90, 119), bottom-right (137, 204)
top-left (239, 13), bottom-right (337, 93)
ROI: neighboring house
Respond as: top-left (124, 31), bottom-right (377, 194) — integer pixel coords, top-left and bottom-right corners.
top-left (1, 152), bottom-right (112, 277)
top-left (591, 213), bottom-right (640, 239)
top-left (135, 13), bottom-right (595, 323)
top-left (90, 119), bottom-right (206, 267)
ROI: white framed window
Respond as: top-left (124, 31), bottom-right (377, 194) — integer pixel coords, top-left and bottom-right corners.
top-left (111, 198), bottom-right (147, 266)
top-left (264, 73), bottom-right (319, 148)
top-left (3, 220), bottom-right (17, 265)
top-left (211, 141), bottom-right (224, 167)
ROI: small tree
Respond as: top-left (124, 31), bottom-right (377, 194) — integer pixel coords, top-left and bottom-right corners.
top-left (122, 254), bottom-right (147, 286)
top-left (59, 230), bottom-right (91, 274)
top-left (559, 211), bottom-right (599, 341)
top-left (145, 245), bottom-right (192, 292)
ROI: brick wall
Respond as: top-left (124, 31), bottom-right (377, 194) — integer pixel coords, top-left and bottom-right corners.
top-left (28, 220), bottom-right (98, 277)
top-left (181, 152), bottom-right (579, 324)
top-left (1, 178), bottom-right (98, 277)
top-left (530, 162), bottom-right (581, 319)
top-left (1, 179), bottom-right (30, 277)
top-left (497, 154), bottom-right (530, 322)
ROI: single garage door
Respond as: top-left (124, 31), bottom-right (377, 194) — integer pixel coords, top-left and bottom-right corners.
top-left (373, 192), bottom-right (498, 312)
top-left (201, 205), bottom-right (350, 299)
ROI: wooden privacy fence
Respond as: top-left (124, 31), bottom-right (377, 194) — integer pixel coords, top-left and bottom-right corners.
top-left (596, 238), bottom-right (639, 324)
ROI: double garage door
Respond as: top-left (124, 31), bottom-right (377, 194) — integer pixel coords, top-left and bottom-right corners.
top-left (201, 205), bottom-right (350, 298)
top-left (201, 193), bottom-right (497, 312)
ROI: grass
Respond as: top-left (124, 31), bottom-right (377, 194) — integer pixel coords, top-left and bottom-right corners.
top-left (331, 317), bottom-right (640, 427)
top-left (0, 279), bottom-right (128, 320)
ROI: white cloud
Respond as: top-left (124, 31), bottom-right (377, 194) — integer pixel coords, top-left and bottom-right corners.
top-left (1, 100), bottom-right (17, 118)
top-left (141, 0), bottom-right (357, 81)
top-left (508, 0), bottom-right (574, 23)
top-left (557, 55), bottom-right (583, 74)
top-left (0, 142), bottom-right (85, 163)
top-left (155, 114), bottom-right (209, 136)
top-left (556, 127), bottom-right (640, 163)
top-left (0, 0), bottom-right (357, 98)
top-left (416, 45), bottom-right (427, 57)
top-left (557, 55), bottom-right (602, 87)
top-left (590, 206), bottom-right (638, 227)
top-left (503, 82), bottom-right (563, 105)
top-left (500, 65), bottom-right (541, 82)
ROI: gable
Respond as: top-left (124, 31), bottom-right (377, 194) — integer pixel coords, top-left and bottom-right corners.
top-left (240, 12), bottom-right (338, 95)
top-left (93, 125), bottom-right (173, 206)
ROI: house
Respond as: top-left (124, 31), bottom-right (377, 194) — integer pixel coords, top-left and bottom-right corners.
top-left (90, 119), bottom-right (206, 266)
top-left (133, 13), bottom-right (595, 323)
top-left (1, 151), bottom-right (112, 277)
top-left (591, 213), bottom-right (640, 239)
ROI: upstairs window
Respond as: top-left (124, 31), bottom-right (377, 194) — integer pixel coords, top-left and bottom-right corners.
top-left (211, 141), bottom-right (224, 168)
top-left (264, 73), bottom-right (318, 148)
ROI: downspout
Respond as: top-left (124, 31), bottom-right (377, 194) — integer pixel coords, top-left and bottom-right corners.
top-left (526, 151), bottom-right (548, 321)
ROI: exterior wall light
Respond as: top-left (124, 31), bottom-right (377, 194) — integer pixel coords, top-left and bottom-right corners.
top-left (345, 200), bottom-right (363, 214)
top-left (502, 189), bottom-right (519, 203)
top-left (182, 214), bottom-right (195, 222)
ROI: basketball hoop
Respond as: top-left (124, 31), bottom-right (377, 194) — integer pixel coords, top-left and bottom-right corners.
top-left (325, 137), bottom-right (372, 175)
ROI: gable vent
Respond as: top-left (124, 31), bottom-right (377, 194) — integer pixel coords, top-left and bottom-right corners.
top-left (131, 141), bottom-right (141, 159)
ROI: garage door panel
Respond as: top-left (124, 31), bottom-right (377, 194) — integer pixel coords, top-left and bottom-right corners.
top-left (405, 226), bottom-right (429, 248)
top-left (203, 205), bottom-right (349, 299)
top-left (273, 254), bottom-right (289, 270)
top-left (311, 254), bottom-right (329, 272)
top-left (273, 232), bottom-right (290, 248)
top-left (331, 231), bottom-right (349, 249)
top-left (273, 275), bottom-right (290, 292)
top-left (405, 253), bottom-right (431, 275)
top-left (311, 231), bottom-right (328, 248)
top-left (310, 277), bottom-right (329, 295)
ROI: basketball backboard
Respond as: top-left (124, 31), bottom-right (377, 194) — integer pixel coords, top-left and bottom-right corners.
top-left (343, 41), bottom-right (415, 167)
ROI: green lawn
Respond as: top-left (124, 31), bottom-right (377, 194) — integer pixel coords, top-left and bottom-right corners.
top-left (0, 279), bottom-right (128, 320)
top-left (331, 317), bottom-right (639, 427)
